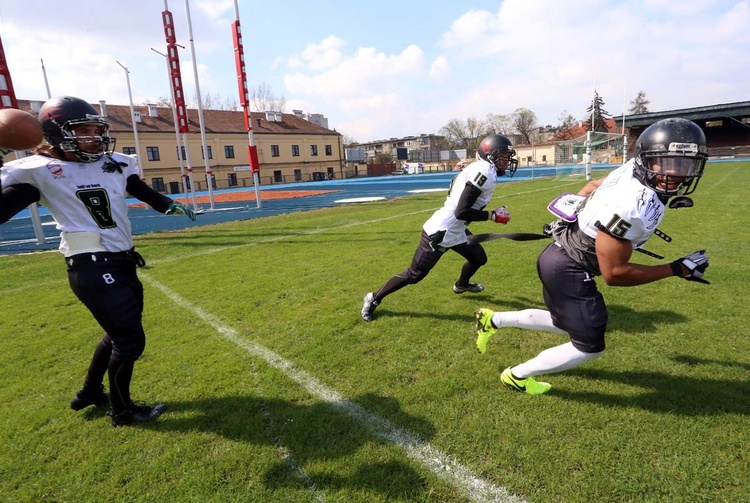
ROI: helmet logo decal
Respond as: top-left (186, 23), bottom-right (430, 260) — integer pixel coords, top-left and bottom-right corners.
top-left (668, 142), bottom-right (698, 153)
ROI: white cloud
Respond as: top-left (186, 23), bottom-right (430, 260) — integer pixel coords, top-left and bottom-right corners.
top-left (298, 36), bottom-right (347, 71)
top-left (429, 56), bottom-right (451, 80)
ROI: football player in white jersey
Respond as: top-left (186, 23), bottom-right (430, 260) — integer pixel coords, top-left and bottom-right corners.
top-left (361, 134), bottom-right (517, 322)
top-left (0, 96), bottom-right (195, 426)
top-left (474, 118), bottom-right (710, 394)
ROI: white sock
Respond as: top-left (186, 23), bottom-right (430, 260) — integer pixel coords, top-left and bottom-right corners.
top-left (511, 342), bottom-right (603, 378)
top-left (491, 309), bottom-right (567, 335)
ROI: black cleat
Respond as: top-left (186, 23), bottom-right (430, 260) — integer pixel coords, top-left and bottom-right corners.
top-left (107, 402), bottom-right (166, 427)
top-left (453, 282), bottom-right (484, 294)
top-left (70, 384), bottom-right (110, 411)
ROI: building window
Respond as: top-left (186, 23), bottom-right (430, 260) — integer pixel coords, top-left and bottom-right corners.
top-left (146, 147), bottom-right (160, 161)
top-left (542, 155), bottom-right (547, 162)
top-left (151, 177), bottom-right (165, 192)
top-left (224, 146), bottom-right (235, 158)
top-left (201, 146), bottom-right (213, 159)
top-left (291, 145), bottom-right (300, 157)
top-left (228, 173), bottom-right (237, 187)
top-left (175, 146), bottom-right (187, 160)
top-left (271, 145), bottom-right (280, 157)
top-left (122, 147), bottom-right (136, 155)
top-left (294, 169), bottom-right (302, 182)
top-left (310, 145), bottom-right (318, 156)
top-left (325, 145), bottom-right (332, 156)
top-left (273, 170), bottom-right (282, 182)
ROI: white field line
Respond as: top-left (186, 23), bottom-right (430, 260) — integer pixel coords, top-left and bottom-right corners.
top-left (140, 271), bottom-right (527, 503)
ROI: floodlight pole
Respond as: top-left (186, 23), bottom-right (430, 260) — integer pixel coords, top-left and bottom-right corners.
top-left (116, 60), bottom-right (144, 180)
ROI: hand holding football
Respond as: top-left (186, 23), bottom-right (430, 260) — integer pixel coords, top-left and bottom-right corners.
top-left (0, 108), bottom-right (43, 151)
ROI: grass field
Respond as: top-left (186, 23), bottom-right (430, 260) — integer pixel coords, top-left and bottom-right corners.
top-left (0, 162), bottom-right (748, 502)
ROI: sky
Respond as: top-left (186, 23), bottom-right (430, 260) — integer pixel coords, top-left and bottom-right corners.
top-left (1, 0), bottom-right (748, 143)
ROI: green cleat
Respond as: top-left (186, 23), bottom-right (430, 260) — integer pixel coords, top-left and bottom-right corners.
top-left (500, 367), bottom-right (552, 395)
top-left (474, 308), bottom-right (496, 354)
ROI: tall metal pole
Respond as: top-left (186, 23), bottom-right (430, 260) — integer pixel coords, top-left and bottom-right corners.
top-left (151, 47), bottom-right (194, 208)
top-left (232, 0), bottom-right (261, 207)
top-left (184, 0), bottom-right (215, 209)
top-left (116, 60), bottom-right (144, 180)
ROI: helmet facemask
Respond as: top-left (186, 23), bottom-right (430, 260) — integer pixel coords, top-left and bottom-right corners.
top-left (488, 150), bottom-right (518, 177)
top-left (52, 116), bottom-right (115, 163)
top-left (636, 143), bottom-right (707, 197)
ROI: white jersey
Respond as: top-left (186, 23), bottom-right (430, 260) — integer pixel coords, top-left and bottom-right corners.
top-left (1, 153), bottom-right (140, 255)
top-left (555, 160), bottom-right (666, 274)
top-left (423, 159), bottom-right (497, 247)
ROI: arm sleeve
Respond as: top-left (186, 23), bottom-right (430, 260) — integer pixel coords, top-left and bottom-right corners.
top-left (454, 182), bottom-right (490, 222)
top-left (0, 183), bottom-right (41, 224)
top-left (125, 174), bottom-right (174, 213)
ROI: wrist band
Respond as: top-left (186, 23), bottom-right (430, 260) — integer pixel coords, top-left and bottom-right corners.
top-left (669, 260), bottom-right (683, 277)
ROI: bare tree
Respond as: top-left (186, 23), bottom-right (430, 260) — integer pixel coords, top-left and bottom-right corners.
top-left (628, 91), bottom-right (650, 115)
top-left (188, 90), bottom-right (238, 110)
top-left (249, 82), bottom-right (287, 112)
top-left (556, 110), bottom-right (578, 140)
top-left (342, 134), bottom-right (358, 148)
top-left (511, 108), bottom-right (539, 144)
top-left (438, 116), bottom-right (487, 152)
top-left (485, 112), bottom-right (513, 135)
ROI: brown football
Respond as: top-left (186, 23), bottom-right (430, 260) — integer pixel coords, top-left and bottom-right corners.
top-left (0, 108), bottom-right (44, 151)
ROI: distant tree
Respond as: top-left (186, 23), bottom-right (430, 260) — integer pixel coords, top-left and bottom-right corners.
top-left (438, 116), bottom-right (487, 152)
top-left (628, 91), bottom-right (650, 115)
top-left (143, 97), bottom-right (173, 108)
top-left (511, 107), bottom-right (539, 144)
top-left (556, 110), bottom-right (579, 140)
top-left (249, 82), bottom-right (287, 112)
top-left (188, 90), bottom-right (238, 111)
top-left (585, 91), bottom-right (611, 132)
top-left (342, 134), bottom-right (358, 148)
top-left (485, 113), bottom-right (513, 135)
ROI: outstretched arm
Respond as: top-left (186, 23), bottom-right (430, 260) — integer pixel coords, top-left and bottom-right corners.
top-left (595, 230), bottom-right (674, 286)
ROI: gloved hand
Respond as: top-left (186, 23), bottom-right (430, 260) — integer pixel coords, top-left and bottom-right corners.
top-left (166, 201), bottom-right (196, 221)
top-left (490, 206), bottom-right (511, 224)
top-left (670, 249), bottom-right (709, 284)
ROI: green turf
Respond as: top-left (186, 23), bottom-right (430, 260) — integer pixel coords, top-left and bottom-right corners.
top-left (0, 162), bottom-right (748, 502)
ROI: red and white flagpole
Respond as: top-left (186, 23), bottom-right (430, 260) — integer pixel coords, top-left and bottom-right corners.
top-left (0, 36), bottom-right (46, 244)
top-left (232, 0), bottom-right (262, 208)
top-left (161, 1), bottom-right (197, 209)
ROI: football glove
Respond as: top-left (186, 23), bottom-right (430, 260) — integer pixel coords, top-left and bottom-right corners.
top-left (166, 202), bottom-right (196, 221)
top-left (490, 206), bottom-right (511, 224)
top-left (670, 249), bottom-right (709, 284)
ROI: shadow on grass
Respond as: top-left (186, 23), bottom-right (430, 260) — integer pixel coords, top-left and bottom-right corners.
top-left (671, 354), bottom-right (750, 371)
top-left (553, 368), bottom-right (750, 416)
top-left (139, 392), bottom-right (436, 499)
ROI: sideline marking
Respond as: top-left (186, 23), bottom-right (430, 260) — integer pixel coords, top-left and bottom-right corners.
top-left (409, 188), bottom-right (447, 194)
top-left (333, 196), bottom-right (386, 203)
top-left (140, 271), bottom-right (526, 503)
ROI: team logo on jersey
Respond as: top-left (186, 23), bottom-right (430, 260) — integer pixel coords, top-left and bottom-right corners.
top-left (636, 189), bottom-right (663, 229)
top-left (46, 161), bottom-right (64, 177)
top-left (101, 157), bottom-right (126, 174)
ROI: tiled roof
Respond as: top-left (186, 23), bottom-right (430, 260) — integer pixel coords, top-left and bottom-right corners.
top-left (551, 117), bottom-right (620, 141)
top-left (17, 99), bottom-right (339, 136)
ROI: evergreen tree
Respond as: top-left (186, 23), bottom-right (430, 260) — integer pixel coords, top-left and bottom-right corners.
top-left (628, 91), bottom-right (650, 114)
top-left (585, 91), bottom-right (611, 132)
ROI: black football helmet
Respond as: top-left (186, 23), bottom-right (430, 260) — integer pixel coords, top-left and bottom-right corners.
top-left (477, 134), bottom-right (518, 177)
top-left (37, 96), bottom-right (114, 162)
top-left (633, 118), bottom-right (707, 197)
